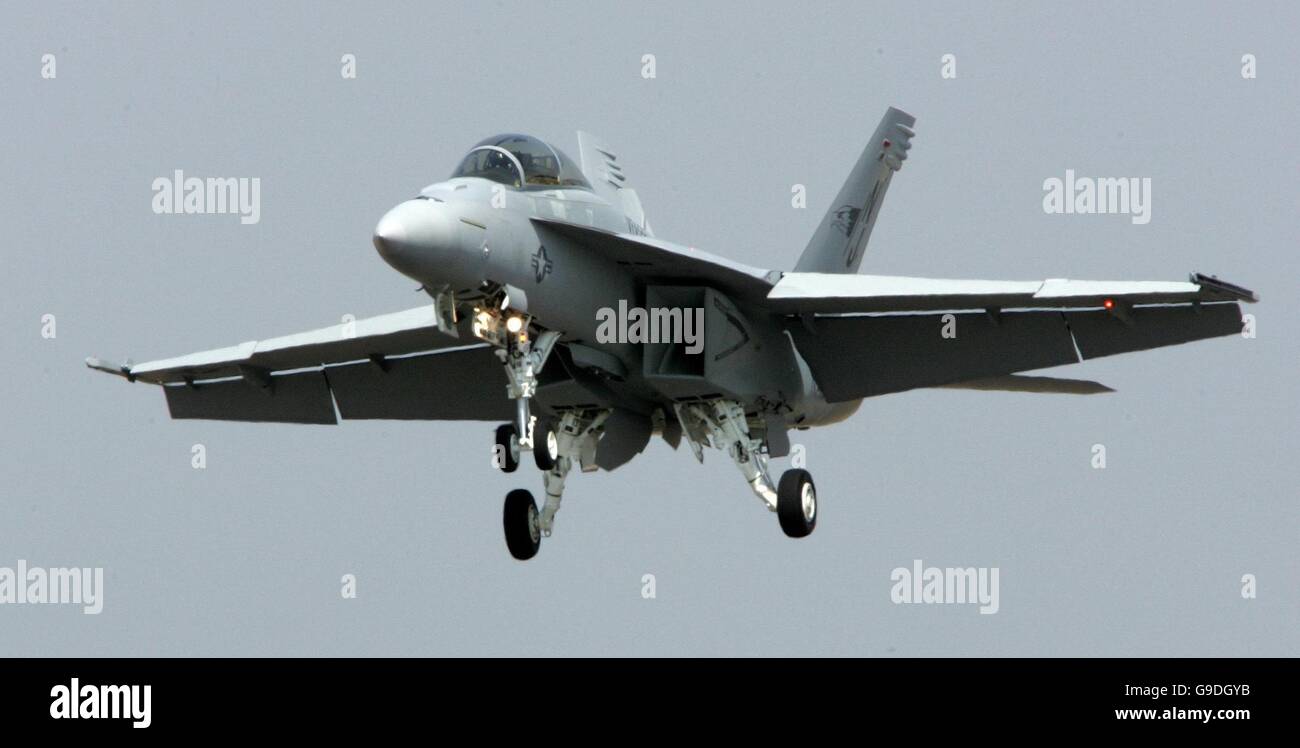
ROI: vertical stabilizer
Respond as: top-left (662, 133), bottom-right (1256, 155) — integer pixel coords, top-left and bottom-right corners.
top-left (794, 107), bottom-right (915, 273)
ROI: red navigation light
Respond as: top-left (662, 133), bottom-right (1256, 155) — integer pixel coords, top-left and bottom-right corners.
top-left (1103, 298), bottom-right (1115, 310)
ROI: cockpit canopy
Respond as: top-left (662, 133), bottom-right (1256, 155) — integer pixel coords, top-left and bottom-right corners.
top-left (451, 134), bottom-right (591, 190)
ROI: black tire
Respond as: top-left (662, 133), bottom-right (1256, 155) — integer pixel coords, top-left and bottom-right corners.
top-left (494, 424), bottom-right (519, 473)
top-left (503, 489), bottom-right (541, 560)
top-left (777, 469), bottom-right (817, 538)
top-left (533, 418), bottom-right (559, 471)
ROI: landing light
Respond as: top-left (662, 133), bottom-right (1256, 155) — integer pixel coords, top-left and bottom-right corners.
top-left (506, 315), bottom-right (525, 333)
top-left (472, 309), bottom-right (492, 339)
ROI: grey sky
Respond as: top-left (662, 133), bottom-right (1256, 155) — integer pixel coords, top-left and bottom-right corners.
top-left (1, 0), bottom-right (1296, 656)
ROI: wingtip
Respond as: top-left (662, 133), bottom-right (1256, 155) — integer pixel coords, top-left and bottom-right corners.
top-left (85, 356), bottom-right (135, 381)
top-left (1191, 272), bottom-right (1258, 303)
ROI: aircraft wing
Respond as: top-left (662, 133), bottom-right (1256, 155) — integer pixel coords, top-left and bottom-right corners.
top-left (531, 217), bottom-right (776, 301)
top-left (766, 271), bottom-right (1256, 314)
top-left (86, 305), bottom-right (513, 424)
top-left (773, 272), bottom-right (1256, 401)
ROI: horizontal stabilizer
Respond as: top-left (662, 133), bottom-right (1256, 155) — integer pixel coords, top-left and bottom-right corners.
top-left (937, 374), bottom-right (1114, 395)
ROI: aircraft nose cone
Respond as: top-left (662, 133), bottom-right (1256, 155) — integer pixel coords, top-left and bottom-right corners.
top-left (372, 199), bottom-right (455, 274)
top-left (372, 212), bottom-right (408, 259)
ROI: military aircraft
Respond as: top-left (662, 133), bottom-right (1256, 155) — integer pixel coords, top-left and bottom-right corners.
top-left (88, 109), bottom-right (1257, 560)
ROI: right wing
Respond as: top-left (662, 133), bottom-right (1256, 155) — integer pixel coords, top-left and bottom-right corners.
top-left (87, 305), bottom-right (513, 424)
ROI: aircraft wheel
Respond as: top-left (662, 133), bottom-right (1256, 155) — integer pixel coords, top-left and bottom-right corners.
top-left (494, 424), bottom-right (519, 473)
top-left (777, 469), bottom-right (817, 538)
top-left (533, 419), bottom-right (559, 471)
top-left (503, 489), bottom-right (541, 560)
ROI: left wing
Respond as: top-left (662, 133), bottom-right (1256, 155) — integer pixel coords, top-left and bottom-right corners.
top-left (766, 271), bottom-right (1256, 314)
top-left (87, 306), bottom-right (513, 424)
top-left (772, 272), bottom-right (1256, 402)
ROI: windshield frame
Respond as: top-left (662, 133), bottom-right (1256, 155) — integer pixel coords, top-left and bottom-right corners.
top-left (450, 134), bottom-right (592, 191)
top-left (468, 145), bottom-right (525, 187)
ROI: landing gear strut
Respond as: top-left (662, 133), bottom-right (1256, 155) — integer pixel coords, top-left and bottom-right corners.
top-left (675, 398), bottom-right (818, 539)
top-left (470, 291), bottom-right (560, 452)
top-left (498, 409), bottom-right (610, 560)
top-left (471, 296), bottom-right (577, 559)
top-left (495, 326), bottom-right (561, 451)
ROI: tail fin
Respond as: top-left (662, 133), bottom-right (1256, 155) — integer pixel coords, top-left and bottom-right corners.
top-left (794, 107), bottom-right (915, 273)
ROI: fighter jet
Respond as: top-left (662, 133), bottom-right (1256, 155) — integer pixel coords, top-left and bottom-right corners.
top-left (88, 110), bottom-right (1257, 560)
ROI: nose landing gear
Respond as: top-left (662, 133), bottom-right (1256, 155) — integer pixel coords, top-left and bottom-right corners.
top-left (493, 418), bottom-right (558, 474)
top-left (493, 423), bottom-right (520, 473)
top-left (533, 418), bottom-right (558, 471)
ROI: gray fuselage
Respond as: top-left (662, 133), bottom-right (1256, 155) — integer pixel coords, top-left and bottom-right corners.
top-left (371, 177), bottom-right (859, 429)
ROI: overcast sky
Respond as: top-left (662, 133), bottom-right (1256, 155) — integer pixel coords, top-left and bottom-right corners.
top-left (1, 0), bottom-right (1296, 656)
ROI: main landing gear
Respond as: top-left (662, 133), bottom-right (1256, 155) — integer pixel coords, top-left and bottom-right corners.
top-left (776, 468), bottom-right (817, 538)
top-left (496, 409), bottom-right (609, 560)
top-left (476, 292), bottom-right (813, 554)
top-left (495, 397), bottom-right (817, 559)
top-left (674, 399), bottom-right (818, 539)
